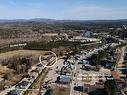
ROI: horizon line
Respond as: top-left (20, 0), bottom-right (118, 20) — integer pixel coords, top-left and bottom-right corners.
top-left (0, 18), bottom-right (127, 21)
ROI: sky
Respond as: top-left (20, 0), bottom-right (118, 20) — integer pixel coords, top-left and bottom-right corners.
top-left (0, 0), bottom-right (127, 20)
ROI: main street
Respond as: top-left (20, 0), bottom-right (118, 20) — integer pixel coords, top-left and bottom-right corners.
top-left (70, 44), bottom-right (114, 95)
top-left (117, 46), bottom-right (126, 68)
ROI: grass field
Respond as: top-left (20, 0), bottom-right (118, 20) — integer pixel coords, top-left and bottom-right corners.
top-left (0, 50), bottom-right (47, 60)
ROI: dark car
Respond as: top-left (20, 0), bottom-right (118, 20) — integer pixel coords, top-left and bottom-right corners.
top-left (7, 90), bottom-right (20, 95)
top-left (44, 89), bottom-right (53, 95)
top-left (73, 86), bottom-right (84, 92)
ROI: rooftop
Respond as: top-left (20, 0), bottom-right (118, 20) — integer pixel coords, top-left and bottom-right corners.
top-left (111, 71), bottom-right (120, 80)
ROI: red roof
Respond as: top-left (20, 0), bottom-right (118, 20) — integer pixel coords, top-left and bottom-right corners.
top-left (84, 84), bottom-right (104, 89)
top-left (111, 71), bottom-right (120, 80)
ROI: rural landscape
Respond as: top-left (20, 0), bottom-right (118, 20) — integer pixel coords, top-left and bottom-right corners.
top-left (0, 19), bottom-right (127, 95)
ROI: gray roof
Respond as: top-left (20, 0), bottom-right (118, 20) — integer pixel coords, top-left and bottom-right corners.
top-left (60, 75), bottom-right (71, 83)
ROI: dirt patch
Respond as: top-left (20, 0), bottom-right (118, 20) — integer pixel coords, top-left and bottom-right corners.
top-left (53, 86), bottom-right (70, 95)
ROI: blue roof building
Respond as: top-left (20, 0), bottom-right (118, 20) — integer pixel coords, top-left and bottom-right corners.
top-left (59, 75), bottom-right (71, 83)
top-left (83, 30), bottom-right (93, 38)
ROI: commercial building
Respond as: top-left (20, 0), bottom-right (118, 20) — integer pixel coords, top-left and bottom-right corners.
top-left (83, 30), bottom-right (93, 38)
top-left (59, 75), bottom-right (71, 84)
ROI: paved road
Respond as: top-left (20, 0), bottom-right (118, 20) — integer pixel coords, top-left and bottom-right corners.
top-left (44, 59), bottom-right (64, 82)
top-left (70, 59), bottom-right (84, 95)
top-left (117, 46), bottom-right (126, 67)
top-left (115, 46), bottom-right (126, 95)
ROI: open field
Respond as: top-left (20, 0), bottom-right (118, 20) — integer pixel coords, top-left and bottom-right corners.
top-left (0, 50), bottom-right (47, 60)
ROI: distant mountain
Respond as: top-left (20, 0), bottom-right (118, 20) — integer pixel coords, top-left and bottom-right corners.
top-left (0, 18), bottom-right (127, 24)
top-left (0, 19), bottom-right (27, 23)
top-left (0, 18), bottom-right (57, 24)
top-left (29, 18), bottom-right (56, 22)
